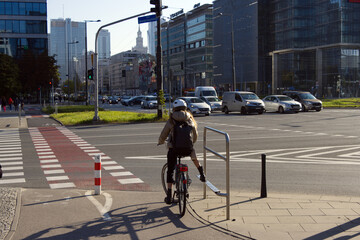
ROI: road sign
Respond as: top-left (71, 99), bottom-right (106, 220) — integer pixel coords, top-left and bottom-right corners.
top-left (138, 14), bottom-right (157, 24)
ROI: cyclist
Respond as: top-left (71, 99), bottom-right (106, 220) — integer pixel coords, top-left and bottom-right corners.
top-left (158, 99), bottom-right (206, 204)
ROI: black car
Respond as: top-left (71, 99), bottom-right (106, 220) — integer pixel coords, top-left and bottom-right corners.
top-left (107, 96), bottom-right (118, 104)
top-left (122, 96), bottom-right (144, 106)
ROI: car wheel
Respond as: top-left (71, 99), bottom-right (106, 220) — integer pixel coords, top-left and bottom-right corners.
top-left (224, 106), bottom-right (229, 114)
top-left (278, 106), bottom-right (284, 114)
top-left (316, 109), bottom-right (321, 112)
top-left (302, 104), bottom-right (308, 112)
top-left (205, 113), bottom-right (209, 116)
top-left (241, 107), bottom-right (247, 115)
top-left (258, 109), bottom-right (264, 114)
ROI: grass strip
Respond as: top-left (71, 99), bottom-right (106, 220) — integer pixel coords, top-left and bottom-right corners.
top-left (322, 98), bottom-right (360, 108)
top-left (51, 111), bottom-right (168, 125)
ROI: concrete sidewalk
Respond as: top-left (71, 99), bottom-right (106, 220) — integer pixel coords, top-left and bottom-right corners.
top-left (1, 187), bottom-right (360, 240)
top-left (0, 113), bottom-right (27, 129)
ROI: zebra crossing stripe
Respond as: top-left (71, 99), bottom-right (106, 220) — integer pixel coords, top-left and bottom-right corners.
top-left (0, 178), bottom-right (26, 184)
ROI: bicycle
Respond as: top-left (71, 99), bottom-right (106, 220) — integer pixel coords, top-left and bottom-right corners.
top-left (161, 155), bottom-right (191, 217)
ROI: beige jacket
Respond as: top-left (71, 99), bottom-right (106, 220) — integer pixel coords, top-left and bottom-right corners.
top-left (158, 110), bottom-right (198, 148)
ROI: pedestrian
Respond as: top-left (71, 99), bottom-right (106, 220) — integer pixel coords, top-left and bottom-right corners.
top-left (14, 97), bottom-right (19, 111)
top-left (1, 96), bottom-right (7, 112)
top-left (8, 97), bottom-right (13, 111)
top-left (20, 98), bottom-right (24, 111)
top-left (0, 163), bottom-right (2, 178)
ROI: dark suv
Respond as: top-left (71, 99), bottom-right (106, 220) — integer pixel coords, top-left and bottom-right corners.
top-left (283, 91), bottom-right (322, 112)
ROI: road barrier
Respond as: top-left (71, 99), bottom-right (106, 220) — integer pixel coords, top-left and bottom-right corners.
top-left (261, 154), bottom-right (267, 198)
top-left (202, 126), bottom-right (230, 220)
top-left (94, 154), bottom-right (101, 195)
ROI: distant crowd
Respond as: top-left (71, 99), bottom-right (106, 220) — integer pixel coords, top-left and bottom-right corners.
top-left (0, 96), bottom-right (24, 112)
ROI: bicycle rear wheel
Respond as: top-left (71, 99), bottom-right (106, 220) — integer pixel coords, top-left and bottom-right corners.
top-left (161, 163), bottom-right (168, 194)
top-left (177, 172), bottom-right (187, 217)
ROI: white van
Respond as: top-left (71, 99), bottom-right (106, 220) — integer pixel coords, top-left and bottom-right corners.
top-left (194, 86), bottom-right (217, 98)
top-left (222, 91), bottom-right (265, 114)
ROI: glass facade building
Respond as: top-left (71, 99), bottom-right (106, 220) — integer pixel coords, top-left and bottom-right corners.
top-left (160, 4), bottom-right (213, 96)
top-left (213, 0), bottom-right (360, 98)
top-left (271, 0), bottom-right (360, 98)
top-left (0, 0), bottom-right (47, 58)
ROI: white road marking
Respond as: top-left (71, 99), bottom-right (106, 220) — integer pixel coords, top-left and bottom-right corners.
top-left (118, 178), bottom-right (144, 184)
top-left (46, 176), bottom-right (69, 181)
top-left (49, 182), bottom-right (76, 189)
top-left (85, 190), bottom-right (112, 221)
top-left (3, 172), bottom-right (24, 177)
top-left (2, 166), bottom-right (23, 171)
top-left (101, 161), bottom-right (118, 165)
top-left (110, 171), bottom-right (132, 177)
top-left (103, 166), bottom-right (124, 170)
top-left (40, 159), bottom-right (59, 164)
top-left (41, 164), bottom-right (62, 169)
top-left (44, 169), bottom-right (65, 175)
top-left (0, 178), bottom-right (26, 184)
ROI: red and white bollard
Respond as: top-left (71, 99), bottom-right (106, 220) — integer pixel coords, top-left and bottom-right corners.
top-left (94, 154), bottom-right (101, 195)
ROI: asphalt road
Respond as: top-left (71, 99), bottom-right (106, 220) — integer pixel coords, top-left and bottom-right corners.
top-left (68, 108), bottom-right (360, 197)
top-left (2, 107), bottom-right (360, 197)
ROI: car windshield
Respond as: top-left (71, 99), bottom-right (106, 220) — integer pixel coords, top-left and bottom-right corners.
top-left (278, 96), bottom-right (293, 101)
top-left (206, 97), bottom-right (221, 102)
top-left (146, 96), bottom-right (157, 101)
top-left (189, 98), bottom-right (204, 103)
top-left (202, 90), bottom-right (216, 96)
top-left (299, 93), bottom-right (316, 99)
top-left (240, 93), bottom-right (259, 100)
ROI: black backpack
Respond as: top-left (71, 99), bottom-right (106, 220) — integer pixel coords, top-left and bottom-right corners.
top-left (172, 119), bottom-right (194, 156)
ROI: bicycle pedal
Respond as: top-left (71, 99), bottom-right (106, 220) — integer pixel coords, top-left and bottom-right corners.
top-left (186, 193), bottom-right (189, 198)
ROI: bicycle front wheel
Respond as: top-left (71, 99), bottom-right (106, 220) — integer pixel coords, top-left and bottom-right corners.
top-left (161, 163), bottom-right (168, 194)
top-left (178, 172), bottom-right (187, 217)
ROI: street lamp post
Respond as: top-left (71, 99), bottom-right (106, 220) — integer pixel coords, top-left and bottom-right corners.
top-left (219, 13), bottom-right (236, 91)
top-left (67, 40), bottom-right (79, 104)
top-left (84, 19), bottom-right (101, 105)
top-left (93, 11), bottom-right (152, 121)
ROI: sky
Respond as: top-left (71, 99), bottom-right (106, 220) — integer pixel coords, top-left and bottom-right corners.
top-left (47, 0), bottom-right (213, 55)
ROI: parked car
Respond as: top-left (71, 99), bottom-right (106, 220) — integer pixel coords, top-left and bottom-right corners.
top-left (178, 97), bottom-right (211, 116)
top-left (283, 91), bottom-right (322, 112)
top-left (107, 96), bottom-right (118, 104)
top-left (263, 95), bottom-right (302, 113)
top-left (222, 91), bottom-right (265, 114)
top-left (122, 95), bottom-right (144, 106)
top-left (141, 95), bottom-right (158, 109)
top-left (195, 86), bottom-right (218, 97)
top-left (120, 95), bottom-right (131, 104)
top-left (200, 96), bottom-right (222, 112)
top-left (164, 94), bottom-right (173, 102)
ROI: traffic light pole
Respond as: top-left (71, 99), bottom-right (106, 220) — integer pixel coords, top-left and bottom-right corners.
top-left (156, 16), bottom-right (163, 118)
top-left (93, 10), bottom-right (152, 121)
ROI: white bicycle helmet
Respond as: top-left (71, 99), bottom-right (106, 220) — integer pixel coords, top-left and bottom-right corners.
top-left (173, 99), bottom-right (187, 111)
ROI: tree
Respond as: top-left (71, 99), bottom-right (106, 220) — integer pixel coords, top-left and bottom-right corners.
top-left (0, 53), bottom-right (20, 97)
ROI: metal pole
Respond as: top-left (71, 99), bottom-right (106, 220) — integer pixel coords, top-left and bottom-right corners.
top-left (230, 15), bottom-right (236, 91)
top-left (261, 154), bottom-right (267, 198)
top-left (94, 11), bottom-right (152, 121)
top-left (18, 104), bottom-right (21, 127)
top-left (85, 22), bottom-right (88, 105)
top-left (67, 42), bottom-right (70, 104)
top-left (203, 128), bottom-right (207, 199)
top-left (226, 133), bottom-right (230, 220)
top-left (156, 16), bottom-right (163, 118)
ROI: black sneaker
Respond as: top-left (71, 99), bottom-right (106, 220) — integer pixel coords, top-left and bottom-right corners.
top-left (164, 196), bottom-right (172, 204)
top-left (200, 174), bottom-right (206, 182)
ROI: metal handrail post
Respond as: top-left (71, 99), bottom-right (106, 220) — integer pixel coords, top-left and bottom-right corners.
top-left (203, 126), bottom-right (230, 220)
top-left (203, 128), bottom-right (207, 199)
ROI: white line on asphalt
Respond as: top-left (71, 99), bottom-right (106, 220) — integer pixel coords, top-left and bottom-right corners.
top-left (1, 161), bottom-right (23, 166)
top-left (84, 149), bottom-right (100, 152)
top-left (2, 166), bottom-right (23, 171)
top-left (44, 169), bottom-right (65, 175)
top-left (0, 150), bottom-right (22, 153)
top-left (38, 155), bottom-right (56, 159)
top-left (36, 148), bottom-right (52, 152)
top-left (101, 161), bottom-right (117, 165)
top-left (0, 147), bottom-right (21, 150)
top-left (118, 178), bottom-right (144, 184)
top-left (40, 159), bottom-right (59, 164)
top-left (0, 178), bottom-right (26, 184)
top-left (3, 172), bottom-right (24, 177)
top-left (41, 164), bottom-right (62, 168)
top-left (46, 176), bottom-right (69, 181)
top-left (49, 182), bottom-right (76, 189)
top-left (0, 153), bottom-right (22, 157)
top-left (110, 171), bottom-right (132, 177)
top-left (0, 157), bottom-right (22, 161)
top-left (37, 151), bottom-right (54, 155)
top-left (85, 190), bottom-right (112, 221)
top-left (103, 166), bottom-right (124, 170)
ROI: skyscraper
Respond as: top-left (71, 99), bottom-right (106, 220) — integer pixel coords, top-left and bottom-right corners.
top-left (49, 18), bottom-right (85, 83)
top-left (98, 29), bottom-right (110, 60)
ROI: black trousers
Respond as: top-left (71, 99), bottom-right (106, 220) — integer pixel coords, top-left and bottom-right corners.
top-left (166, 148), bottom-right (177, 184)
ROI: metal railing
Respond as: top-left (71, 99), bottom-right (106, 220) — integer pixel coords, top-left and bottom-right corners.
top-left (202, 126), bottom-right (230, 220)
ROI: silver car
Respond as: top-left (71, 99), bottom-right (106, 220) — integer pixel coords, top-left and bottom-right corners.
top-left (263, 95), bottom-right (302, 113)
top-left (178, 97), bottom-right (211, 116)
top-left (141, 96), bottom-right (158, 109)
top-left (200, 96), bottom-right (222, 112)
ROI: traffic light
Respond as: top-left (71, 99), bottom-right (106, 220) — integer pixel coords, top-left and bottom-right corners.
top-left (49, 81), bottom-right (52, 85)
top-left (87, 69), bottom-right (94, 80)
top-left (150, 0), bottom-right (162, 17)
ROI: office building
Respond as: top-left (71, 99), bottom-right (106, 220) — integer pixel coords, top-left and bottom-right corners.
top-left (49, 18), bottom-right (85, 83)
top-left (147, 21), bottom-right (156, 56)
top-left (98, 29), bottom-right (110, 60)
top-left (213, 0), bottom-right (360, 97)
top-left (161, 4), bottom-right (214, 96)
top-left (0, 0), bottom-right (47, 58)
